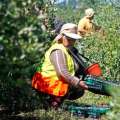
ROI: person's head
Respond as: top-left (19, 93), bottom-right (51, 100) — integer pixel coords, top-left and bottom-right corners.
top-left (55, 23), bottom-right (82, 47)
top-left (85, 8), bottom-right (95, 19)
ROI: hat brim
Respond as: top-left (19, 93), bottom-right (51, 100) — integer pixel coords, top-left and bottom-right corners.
top-left (63, 32), bottom-right (82, 40)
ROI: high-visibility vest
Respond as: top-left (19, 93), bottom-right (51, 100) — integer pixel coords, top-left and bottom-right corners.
top-left (32, 43), bottom-right (75, 96)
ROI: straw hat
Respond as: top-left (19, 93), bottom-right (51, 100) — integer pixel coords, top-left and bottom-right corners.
top-left (85, 8), bottom-right (95, 18)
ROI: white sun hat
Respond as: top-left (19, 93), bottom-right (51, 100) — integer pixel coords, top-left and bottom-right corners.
top-left (62, 32), bottom-right (82, 40)
top-left (85, 8), bottom-right (95, 18)
top-left (55, 23), bottom-right (82, 41)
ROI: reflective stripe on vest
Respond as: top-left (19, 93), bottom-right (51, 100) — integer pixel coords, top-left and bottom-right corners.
top-left (32, 43), bottom-right (75, 96)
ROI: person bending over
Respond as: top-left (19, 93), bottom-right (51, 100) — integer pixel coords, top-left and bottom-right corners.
top-left (32, 23), bottom-right (88, 109)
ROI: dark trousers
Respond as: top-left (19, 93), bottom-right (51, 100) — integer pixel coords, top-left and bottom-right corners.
top-left (35, 87), bottom-right (84, 109)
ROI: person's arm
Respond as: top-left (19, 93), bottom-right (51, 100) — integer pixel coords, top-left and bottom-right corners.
top-left (50, 49), bottom-right (88, 89)
top-left (93, 23), bottom-right (102, 32)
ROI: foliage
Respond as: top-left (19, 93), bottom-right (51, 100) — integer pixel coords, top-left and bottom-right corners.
top-left (83, 6), bottom-right (120, 120)
top-left (0, 0), bottom-right (120, 120)
top-left (55, 3), bottom-right (120, 120)
top-left (0, 0), bottom-right (55, 112)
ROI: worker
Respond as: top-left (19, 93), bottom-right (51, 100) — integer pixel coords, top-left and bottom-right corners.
top-left (78, 8), bottom-right (101, 36)
top-left (32, 23), bottom-right (88, 109)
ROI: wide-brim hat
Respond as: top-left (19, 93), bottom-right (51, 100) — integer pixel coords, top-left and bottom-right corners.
top-left (85, 8), bottom-right (95, 18)
top-left (55, 23), bottom-right (82, 41)
top-left (63, 32), bottom-right (82, 40)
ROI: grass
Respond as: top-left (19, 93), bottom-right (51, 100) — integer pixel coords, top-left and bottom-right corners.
top-left (2, 91), bottom-right (111, 120)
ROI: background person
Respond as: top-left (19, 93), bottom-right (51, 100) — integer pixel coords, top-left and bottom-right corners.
top-left (78, 8), bottom-right (101, 37)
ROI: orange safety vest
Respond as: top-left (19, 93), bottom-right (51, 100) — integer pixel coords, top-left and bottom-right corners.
top-left (32, 43), bottom-right (75, 96)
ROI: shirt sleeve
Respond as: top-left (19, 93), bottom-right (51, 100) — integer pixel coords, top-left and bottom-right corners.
top-left (50, 49), bottom-right (80, 87)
